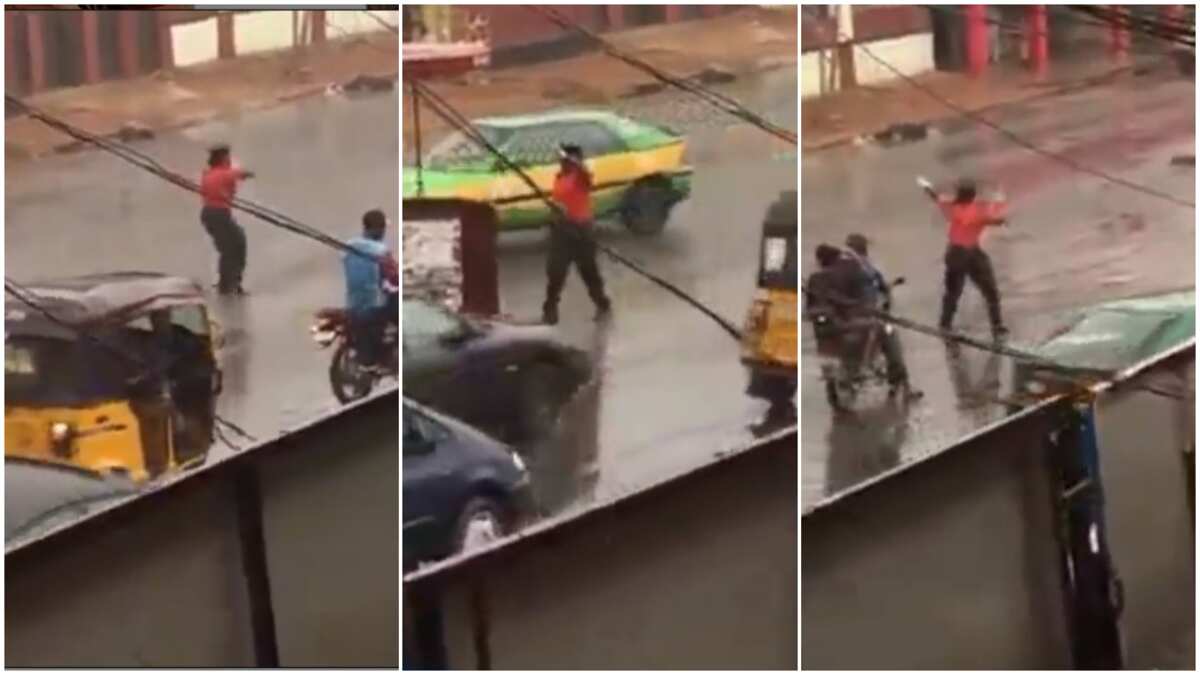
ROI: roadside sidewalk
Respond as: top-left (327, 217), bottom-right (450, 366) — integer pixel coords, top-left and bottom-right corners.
top-left (6, 32), bottom-right (398, 163)
top-left (402, 6), bottom-right (797, 138)
top-left (802, 56), bottom-right (1170, 152)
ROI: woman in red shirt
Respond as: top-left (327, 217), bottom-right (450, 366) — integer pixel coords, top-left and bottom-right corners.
top-left (200, 144), bottom-right (254, 295)
top-left (541, 143), bottom-right (611, 325)
top-left (920, 176), bottom-right (1008, 340)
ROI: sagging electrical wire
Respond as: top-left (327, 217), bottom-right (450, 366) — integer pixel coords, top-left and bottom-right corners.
top-left (360, 9), bottom-right (399, 34)
top-left (813, 31), bottom-right (1195, 209)
top-left (800, 280), bottom-right (1191, 402)
top-left (523, 4), bottom-right (797, 146)
top-left (4, 278), bottom-right (258, 449)
top-left (1066, 5), bottom-right (1194, 48)
top-left (4, 95), bottom-right (382, 265)
top-left (923, 5), bottom-right (1192, 53)
top-left (410, 79), bottom-right (745, 341)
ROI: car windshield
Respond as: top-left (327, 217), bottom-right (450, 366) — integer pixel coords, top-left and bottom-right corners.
top-left (5, 337), bottom-right (133, 405)
top-left (423, 125), bottom-right (511, 170)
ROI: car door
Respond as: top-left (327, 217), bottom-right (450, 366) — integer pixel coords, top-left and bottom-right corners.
top-left (402, 404), bottom-right (460, 565)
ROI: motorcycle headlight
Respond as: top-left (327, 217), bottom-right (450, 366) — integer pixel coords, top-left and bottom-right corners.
top-left (50, 422), bottom-right (76, 457)
top-left (50, 422), bottom-right (71, 441)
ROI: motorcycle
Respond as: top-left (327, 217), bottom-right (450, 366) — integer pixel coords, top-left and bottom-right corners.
top-left (814, 277), bottom-right (910, 411)
top-left (311, 291), bottom-right (398, 404)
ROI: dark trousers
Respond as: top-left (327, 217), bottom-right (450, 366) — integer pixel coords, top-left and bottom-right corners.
top-left (940, 245), bottom-right (1003, 330)
top-left (200, 206), bottom-right (247, 292)
top-left (350, 306), bottom-right (389, 367)
top-left (543, 224), bottom-right (610, 314)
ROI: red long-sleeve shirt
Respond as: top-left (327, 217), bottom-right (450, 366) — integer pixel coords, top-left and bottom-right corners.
top-left (200, 165), bottom-right (249, 209)
top-left (936, 197), bottom-right (1006, 248)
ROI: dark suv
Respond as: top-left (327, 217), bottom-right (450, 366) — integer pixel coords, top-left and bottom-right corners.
top-left (402, 297), bottom-right (592, 444)
top-left (403, 399), bottom-right (532, 569)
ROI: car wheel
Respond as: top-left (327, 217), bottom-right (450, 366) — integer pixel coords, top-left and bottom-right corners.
top-left (520, 362), bottom-right (567, 441)
top-left (454, 496), bottom-right (508, 553)
top-left (621, 180), bottom-right (674, 236)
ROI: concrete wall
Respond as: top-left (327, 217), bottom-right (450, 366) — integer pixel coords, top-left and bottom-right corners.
top-left (404, 429), bottom-right (797, 669)
top-left (6, 390), bottom-right (399, 668)
top-left (802, 402), bottom-right (1073, 669)
top-left (802, 344), bottom-right (1195, 669)
top-left (1093, 352), bottom-right (1195, 669)
top-left (172, 9), bottom-right (397, 68)
top-left (801, 32), bottom-right (934, 99)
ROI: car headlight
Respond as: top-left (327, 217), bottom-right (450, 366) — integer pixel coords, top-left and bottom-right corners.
top-left (511, 451), bottom-right (527, 473)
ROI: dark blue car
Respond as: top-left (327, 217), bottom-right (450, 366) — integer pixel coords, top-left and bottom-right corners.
top-left (403, 398), bottom-right (532, 570)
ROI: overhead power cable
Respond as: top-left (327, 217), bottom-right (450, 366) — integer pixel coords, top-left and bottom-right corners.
top-left (410, 79), bottom-right (745, 341)
top-left (811, 31), bottom-right (1195, 209)
top-left (523, 5), bottom-right (797, 146)
top-left (4, 95), bottom-right (383, 264)
top-left (923, 5), bottom-right (1193, 52)
top-left (1066, 5), bottom-right (1194, 48)
top-left (800, 281), bottom-right (1190, 402)
top-left (4, 278), bottom-right (258, 450)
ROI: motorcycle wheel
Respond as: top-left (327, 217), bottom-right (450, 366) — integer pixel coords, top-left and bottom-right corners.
top-left (825, 379), bottom-right (843, 411)
top-left (329, 342), bottom-right (374, 404)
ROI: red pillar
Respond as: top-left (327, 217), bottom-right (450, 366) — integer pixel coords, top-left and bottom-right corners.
top-left (116, 11), bottom-right (140, 78)
top-left (80, 10), bottom-right (102, 84)
top-left (6, 13), bottom-right (21, 93)
top-left (1027, 5), bottom-right (1048, 77)
top-left (1109, 6), bottom-right (1129, 62)
top-left (26, 11), bottom-right (47, 92)
top-left (217, 12), bottom-right (235, 59)
top-left (312, 10), bottom-right (326, 43)
top-left (965, 5), bottom-right (988, 77)
top-left (605, 6), bottom-right (624, 30)
top-left (157, 12), bottom-right (175, 69)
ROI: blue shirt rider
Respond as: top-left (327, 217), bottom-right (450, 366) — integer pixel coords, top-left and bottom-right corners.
top-left (844, 233), bottom-right (889, 309)
top-left (343, 209), bottom-right (392, 368)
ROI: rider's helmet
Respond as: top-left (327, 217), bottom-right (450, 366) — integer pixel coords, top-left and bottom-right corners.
top-left (845, 233), bottom-right (869, 256)
top-left (363, 209), bottom-right (387, 240)
top-left (954, 177), bottom-right (978, 204)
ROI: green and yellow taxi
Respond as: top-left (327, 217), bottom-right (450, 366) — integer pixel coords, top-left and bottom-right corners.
top-left (404, 110), bottom-right (693, 235)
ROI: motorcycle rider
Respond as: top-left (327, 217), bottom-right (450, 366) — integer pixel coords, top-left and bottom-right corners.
top-left (343, 209), bottom-right (395, 374)
top-left (843, 233), bottom-right (920, 399)
top-left (805, 242), bottom-right (917, 399)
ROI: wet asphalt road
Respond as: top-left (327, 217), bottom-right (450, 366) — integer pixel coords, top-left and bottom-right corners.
top-left (802, 69), bottom-right (1194, 510)
top-left (6, 91), bottom-right (400, 468)
top-left (460, 66), bottom-right (799, 513)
